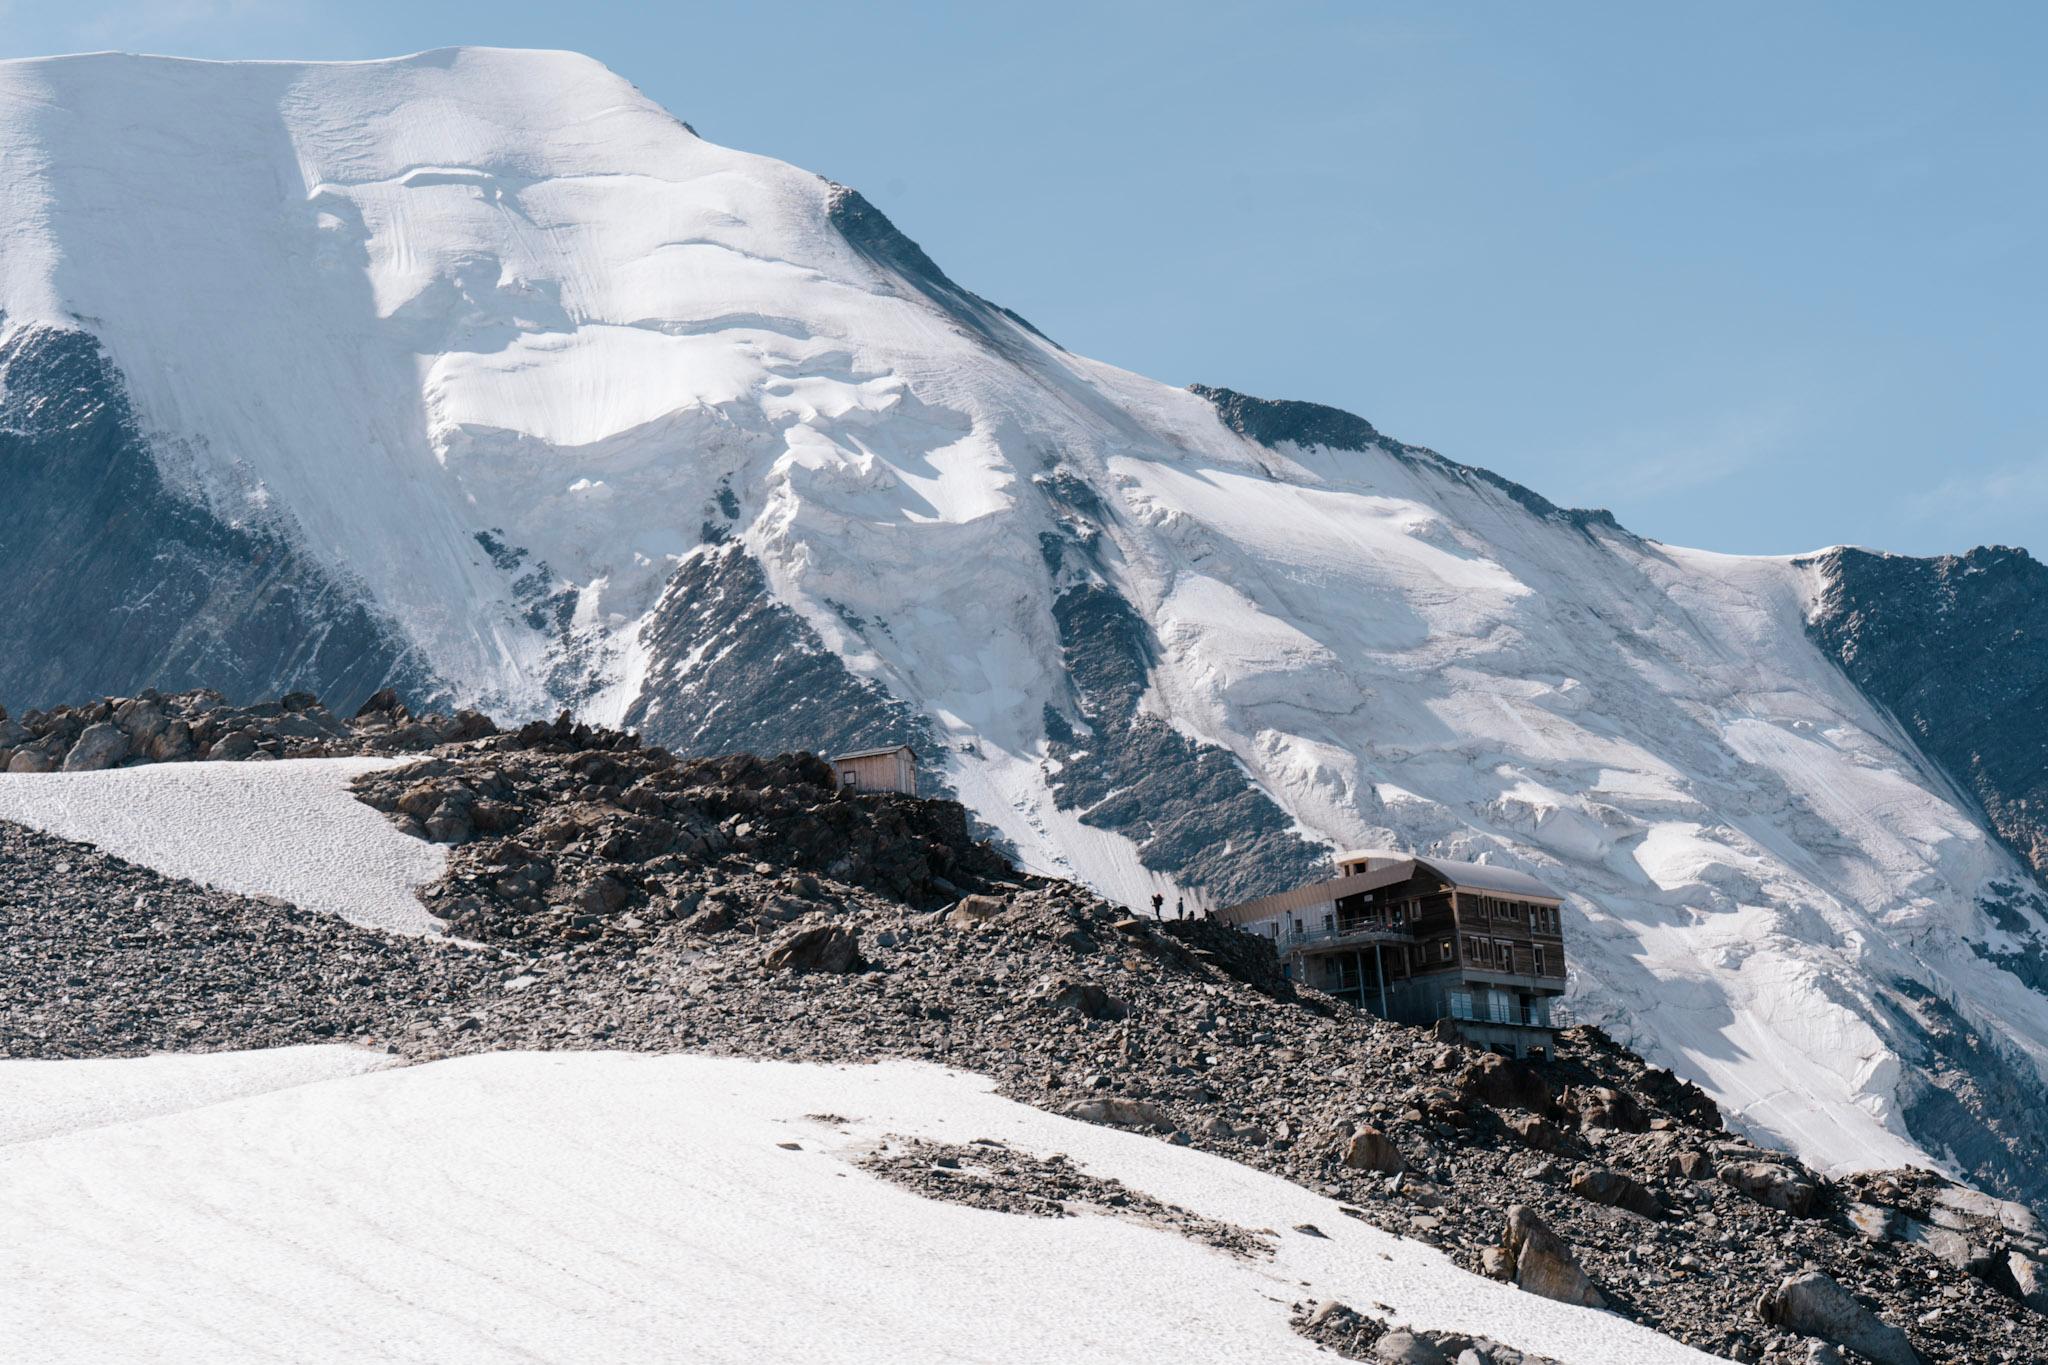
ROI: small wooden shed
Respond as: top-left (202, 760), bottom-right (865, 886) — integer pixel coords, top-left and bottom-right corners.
top-left (829, 744), bottom-right (918, 796)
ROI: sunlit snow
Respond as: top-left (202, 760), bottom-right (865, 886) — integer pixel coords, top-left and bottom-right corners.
top-left (0, 759), bottom-right (445, 935)
top-left (0, 1049), bottom-right (1717, 1365)
top-left (1, 46), bottom-right (2043, 1183)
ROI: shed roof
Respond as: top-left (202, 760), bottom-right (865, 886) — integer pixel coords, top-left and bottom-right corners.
top-left (830, 744), bottom-right (918, 763)
top-left (1218, 854), bottom-right (1561, 924)
top-left (1413, 856), bottom-right (1560, 900)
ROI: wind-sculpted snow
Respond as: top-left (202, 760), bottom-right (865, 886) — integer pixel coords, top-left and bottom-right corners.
top-left (0, 1049), bottom-right (1716, 1365)
top-left (2, 47), bottom-right (2046, 1197)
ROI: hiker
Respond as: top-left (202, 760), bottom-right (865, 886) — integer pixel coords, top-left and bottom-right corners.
top-left (1150, 891), bottom-right (1164, 918)
top-left (1176, 896), bottom-right (1186, 920)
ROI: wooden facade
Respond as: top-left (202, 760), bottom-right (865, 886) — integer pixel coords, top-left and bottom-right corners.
top-left (829, 745), bottom-right (918, 796)
top-left (1220, 854), bottom-right (1569, 1058)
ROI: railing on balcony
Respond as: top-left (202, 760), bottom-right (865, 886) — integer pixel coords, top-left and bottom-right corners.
top-left (1445, 990), bottom-right (1572, 1030)
top-left (1275, 918), bottom-right (1408, 952)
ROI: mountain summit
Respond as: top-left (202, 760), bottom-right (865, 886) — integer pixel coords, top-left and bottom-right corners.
top-left (3, 48), bottom-right (2047, 1204)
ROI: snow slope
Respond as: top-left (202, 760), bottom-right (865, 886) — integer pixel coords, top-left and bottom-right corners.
top-left (0, 759), bottom-right (445, 934)
top-left (0, 1048), bottom-right (1714, 1365)
top-left (2, 47), bottom-right (2045, 1192)
top-left (0, 1044), bottom-right (398, 1147)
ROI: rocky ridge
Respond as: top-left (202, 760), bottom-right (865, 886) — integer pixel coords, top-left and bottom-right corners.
top-left (3, 694), bottom-right (2045, 1363)
top-left (0, 687), bottom-right (493, 772)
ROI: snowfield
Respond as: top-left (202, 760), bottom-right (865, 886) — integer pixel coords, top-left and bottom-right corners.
top-left (2, 46), bottom-right (2045, 1190)
top-left (0, 759), bottom-right (446, 934)
top-left (0, 1048), bottom-right (1717, 1365)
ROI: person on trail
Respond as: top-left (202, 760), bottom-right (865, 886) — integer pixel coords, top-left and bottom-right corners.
top-left (1176, 896), bottom-right (1186, 921)
top-left (1150, 892), bottom-right (1164, 918)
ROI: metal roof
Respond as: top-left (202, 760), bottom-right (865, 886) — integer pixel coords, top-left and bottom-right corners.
top-left (1412, 856), bottom-right (1560, 901)
top-left (1219, 854), bottom-right (1561, 924)
top-left (830, 744), bottom-right (918, 762)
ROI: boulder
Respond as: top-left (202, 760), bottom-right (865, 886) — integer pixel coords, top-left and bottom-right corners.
top-left (575, 872), bottom-right (633, 916)
top-left (1506, 1113), bottom-right (1569, 1153)
top-left (1499, 1204), bottom-right (1603, 1308)
top-left (1845, 1201), bottom-right (1900, 1241)
top-left (205, 728), bottom-right (258, 761)
top-left (7, 740), bottom-right (59, 773)
top-left (1565, 1084), bottom-right (1646, 1132)
top-left (1756, 1270), bottom-right (1919, 1365)
top-left (1340, 1123), bottom-right (1406, 1174)
top-left (945, 894), bottom-right (1008, 930)
top-left (1457, 1052), bottom-right (1551, 1111)
top-left (1021, 975), bottom-right (1128, 1020)
top-left (1721, 1161), bottom-right (1818, 1216)
top-left (1902, 1218), bottom-right (1977, 1271)
top-left (1373, 1331), bottom-right (1449, 1365)
top-left (111, 697), bottom-right (167, 745)
top-left (2008, 1251), bottom-right (2048, 1315)
top-left (1569, 1167), bottom-right (1663, 1219)
top-left (60, 722), bottom-right (130, 771)
top-left (1668, 1149), bottom-right (1714, 1180)
top-left (1061, 1096), bottom-right (1174, 1131)
top-left (147, 720), bottom-right (196, 762)
top-left (354, 687), bottom-right (407, 721)
top-left (761, 917), bottom-right (860, 974)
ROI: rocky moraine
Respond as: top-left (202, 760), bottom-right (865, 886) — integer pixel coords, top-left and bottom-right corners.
top-left (4, 688), bottom-right (2046, 1365)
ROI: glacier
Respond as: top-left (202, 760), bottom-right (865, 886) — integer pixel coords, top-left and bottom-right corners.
top-left (2, 47), bottom-right (2046, 1202)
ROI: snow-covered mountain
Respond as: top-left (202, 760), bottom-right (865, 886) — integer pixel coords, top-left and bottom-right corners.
top-left (4, 47), bottom-right (2046, 1204)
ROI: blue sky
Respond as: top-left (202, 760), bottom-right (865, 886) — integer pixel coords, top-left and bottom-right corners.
top-left (6, 1), bottom-right (2043, 556)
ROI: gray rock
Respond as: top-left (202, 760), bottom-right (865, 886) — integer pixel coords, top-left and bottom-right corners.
top-left (60, 722), bottom-right (130, 771)
top-left (1903, 1218), bottom-right (1977, 1271)
top-left (1721, 1160), bottom-right (1818, 1216)
top-left (2009, 1251), bottom-right (2048, 1314)
top-left (1375, 1331), bottom-right (1449, 1365)
top-left (205, 728), bottom-right (258, 761)
top-left (761, 918), bottom-right (859, 975)
top-left (1846, 1201), bottom-right (1900, 1241)
top-left (1569, 1167), bottom-right (1663, 1219)
top-left (945, 893), bottom-right (1008, 929)
top-left (1342, 1123), bottom-right (1407, 1174)
top-left (1061, 1096), bottom-right (1174, 1131)
top-left (1021, 974), bottom-right (1127, 1020)
top-left (1756, 1270), bottom-right (1919, 1365)
top-left (1500, 1204), bottom-right (1603, 1308)
top-left (8, 740), bottom-right (59, 772)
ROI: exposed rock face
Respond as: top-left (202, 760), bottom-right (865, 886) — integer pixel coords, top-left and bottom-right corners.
top-left (0, 326), bottom-right (433, 715)
top-left (826, 184), bottom-right (1056, 357)
top-left (1041, 582), bottom-right (1331, 902)
top-left (622, 542), bottom-right (949, 795)
top-left (349, 719), bottom-right (1012, 948)
top-left (1805, 545), bottom-right (2048, 882)
top-left (1757, 1270), bottom-right (1920, 1365)
top-left (1190, 384), bottom-right (1620, 533)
